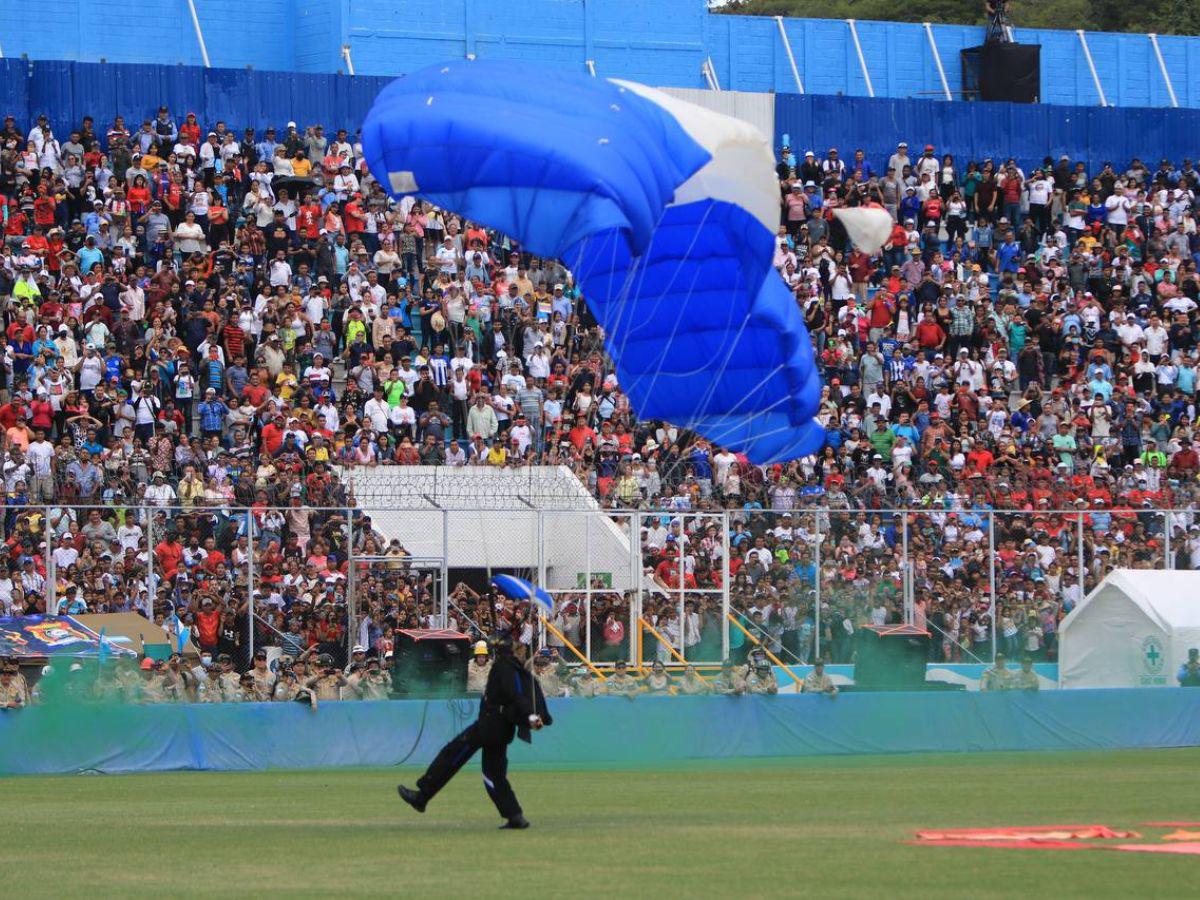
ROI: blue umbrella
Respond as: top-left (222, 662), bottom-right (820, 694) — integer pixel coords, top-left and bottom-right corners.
top-left (492, 575), bottom-right (555, 618)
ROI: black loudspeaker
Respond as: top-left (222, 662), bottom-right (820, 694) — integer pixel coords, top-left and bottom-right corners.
top-left (853, 624), bottom-right (930, 690)
top-left (391, 628), bottom-right (470, 696)
top-left (961, 43), bottom-right (1040, 103)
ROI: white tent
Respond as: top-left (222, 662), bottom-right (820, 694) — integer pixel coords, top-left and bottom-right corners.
top-left (1058, 569), bottom-right (1200, 688)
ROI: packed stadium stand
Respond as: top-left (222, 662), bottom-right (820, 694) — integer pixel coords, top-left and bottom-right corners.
top-left (0, 0), bottom-right (1199, 712)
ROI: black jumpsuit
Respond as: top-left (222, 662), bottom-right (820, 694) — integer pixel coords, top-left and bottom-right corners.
top-left (416, 654), bottom-right (552, 818)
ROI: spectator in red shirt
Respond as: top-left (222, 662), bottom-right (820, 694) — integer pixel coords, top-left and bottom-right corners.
top-left (155, 534), bottom-right (185, 580)
top-left (914, 316), bottom-right (945, 351)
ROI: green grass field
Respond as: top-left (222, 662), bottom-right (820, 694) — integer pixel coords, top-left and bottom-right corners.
top-left (4, 749), bottom-right (1197, 898)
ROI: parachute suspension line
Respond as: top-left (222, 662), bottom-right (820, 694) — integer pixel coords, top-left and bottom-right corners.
top-left (603, 202), bottom-right (716, 362)
top-left (720, 382), bottom-right (794, 422)
top-left (586, 204), bottom-right (790, 458)
top-left (662, 268), bottom-right (760, 428)
top-left (706, 418), bottom-right (805, 450)
top-left (607, 213), bottom-right (788, 455)
top-left (610, 203), bottom-right (717, 400)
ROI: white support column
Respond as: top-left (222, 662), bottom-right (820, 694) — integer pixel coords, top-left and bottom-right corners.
top-left (846, 19), bottom-right (875, 98)
top-left (774, 16), bottom-right (804, 94)
top-left (813, 528), bottom-right (822, 661)
top-left (632, 511), bottom-right (643, 667)
top-left (341, 44), bottom-right (355, 76)
top-left (344, 511), bottom-right (354, 659)
top-left (584, 513), bottom-right (593, 662)
top-left (1148, 33), bottom-right (1179, 108)
top-left (144, 507), bottom-right (155, 620)
top-left (702, 58), bottom-right (722, 92)
top-left (1076, 29), bottom-right (1108, 107)
top-left (988, 512), bottom-right (997, 663)
top-left (923, 22), bottom-right (952, 101)
top-left (45, 511), bottom-right (56, 615)
top-left (721, 511), bottom-right (730, 660)
top-left (246, 513), bottom-right (255, 659)
top-left (901, 512), bottom-right (911, 624)
top-left (442, 509), bottom-right (452, 627)
top-left (1163, 511), bottom-right (1173, 570)
top-left (186, 0), bottom-right (211, 69)
top-left (585, 59), bottom-right (596, 77)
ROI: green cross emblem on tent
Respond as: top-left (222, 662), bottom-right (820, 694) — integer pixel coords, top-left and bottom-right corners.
top-left (1141, 636), bottom-right (1165, 675)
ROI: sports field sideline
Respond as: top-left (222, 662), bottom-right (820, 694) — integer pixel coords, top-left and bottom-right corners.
top-left (4, 748), bottom-right (1196, 898)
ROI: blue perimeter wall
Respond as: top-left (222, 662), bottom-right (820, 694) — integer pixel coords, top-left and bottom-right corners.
top-left (2, 59), bottom-right (1197, 176)
top-left (2, 0), bottom-right (1200, 108)
top-left (774, 94), bottom-right (1200, 177)
top-left (2, 691), bottom-right (1199, 776)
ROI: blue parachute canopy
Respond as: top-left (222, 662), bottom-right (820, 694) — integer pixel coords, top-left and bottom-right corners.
top-left (491, 574), bottom-right (555, 618)
top-left (361, 61), bottom-right (824, 463)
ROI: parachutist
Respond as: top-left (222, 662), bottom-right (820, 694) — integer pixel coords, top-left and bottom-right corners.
top-left (361, 61), bottom-right (827, 465)
top-left (397, 629), bottom-right (552, 828)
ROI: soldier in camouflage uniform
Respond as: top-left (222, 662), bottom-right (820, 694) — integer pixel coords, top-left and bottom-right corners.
top-left (214, 653), bottom-right (243, 701)
top-left (305, 653), bottom-right (350, 701)
top-left (0, 661), bottom-right (26, 709)
top-left (1009, 656), bottom-right (1040, 691)
top-left (605, 660), bottom-right (641, 697)
top-left (711, 660), bottom-right (748, 695)
top-left (249, 649), bottom-right (278, 702)
top-left (357, 660), bottom-right (392, 700)
top-left (136, 658), bottom-right (169, 703)
top-left (570, 667), bottom-right (606, 697)
top-left (532, 649), bottom-right (568, 697)
top-left (745, 660), bottom-right (779, 695)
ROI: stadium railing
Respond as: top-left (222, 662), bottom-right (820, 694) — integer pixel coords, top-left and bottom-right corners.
top-left (16, 502), bottom-right (1191, 668)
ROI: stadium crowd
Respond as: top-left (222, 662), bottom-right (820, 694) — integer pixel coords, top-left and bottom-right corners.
top-left (2, 105), bottom-right (1200, 686)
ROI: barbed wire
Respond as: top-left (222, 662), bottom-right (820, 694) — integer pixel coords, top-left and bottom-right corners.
top-left (336, 465), bottom-right (601, 510)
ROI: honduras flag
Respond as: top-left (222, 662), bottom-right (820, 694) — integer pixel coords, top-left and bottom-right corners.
top-left (492, 574), bottom-right (555, 618)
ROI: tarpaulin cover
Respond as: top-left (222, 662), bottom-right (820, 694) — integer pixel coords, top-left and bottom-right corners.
top-left (775, 93), bottom-right (1200, 179)
top-left (1, 59), bottom-right (392, 141)
top-left (910, 839), bottom-right (1095, 850)
top-left (2, 689), bottom-right (1200, 776)
top-left (4, 57), bottom-right (1198, 189)
top-left (1110, 842), bottom-right (1200, 855)
top-left (916, 826), bottom-right (1139, 841)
